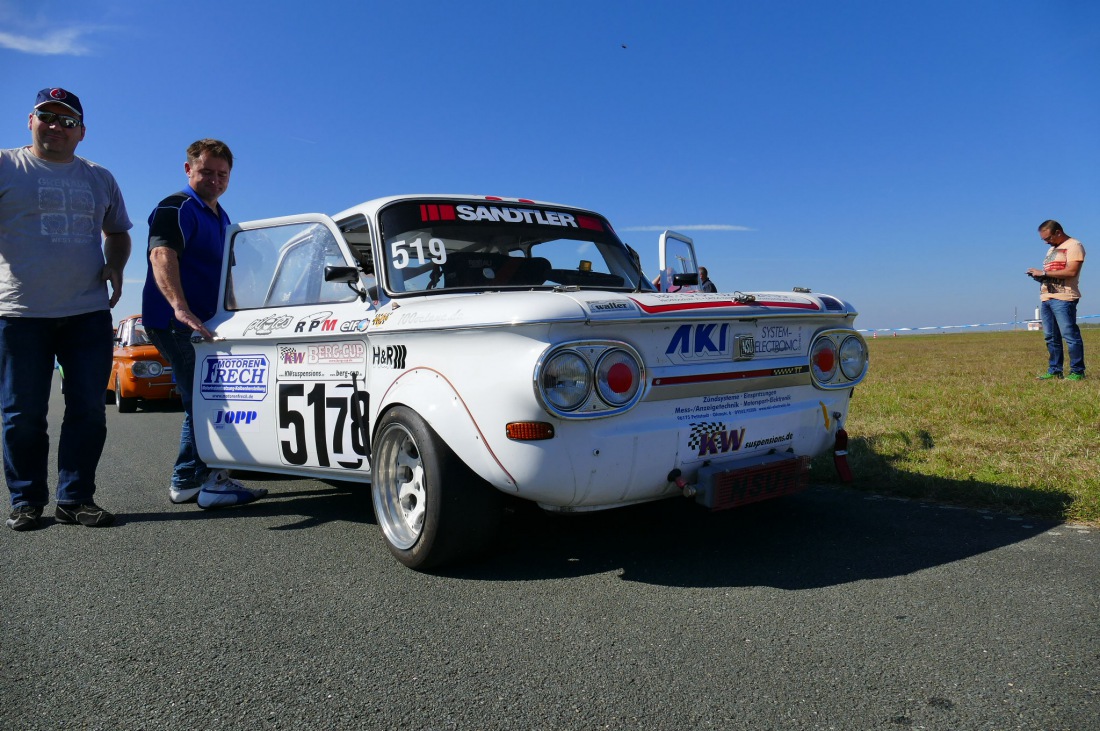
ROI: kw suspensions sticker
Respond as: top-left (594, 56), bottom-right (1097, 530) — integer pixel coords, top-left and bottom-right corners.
top-left (276, 342), bottom-right (371, 471)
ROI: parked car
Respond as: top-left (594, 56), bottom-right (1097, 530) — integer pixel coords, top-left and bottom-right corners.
top-left (108, 315), bottom-right (178, 412)
top-left (193, 195), bottom-right (868, 569)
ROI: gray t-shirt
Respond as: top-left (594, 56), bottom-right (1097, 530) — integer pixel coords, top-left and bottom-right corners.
top-left (0, 147), bottom-right (132, 317)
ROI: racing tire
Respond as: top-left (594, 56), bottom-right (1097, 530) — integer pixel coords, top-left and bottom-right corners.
top-left (115, 377), bottom-right (137, 413)
top-left (371, 406), bottom-right (501, 571)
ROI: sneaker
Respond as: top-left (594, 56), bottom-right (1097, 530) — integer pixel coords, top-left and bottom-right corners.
top-left (1066, 372), bottom-right (1085, 381)
top-left (1036, 372), bottom-right (1063, 380)
top-left (169, 484), bottom-right (202, 504)
top-left (6, 505), bottom-right (43, 531)
top-left (54, 502), bottom-right (115, 527)
top-left (197, 469), bottom-right (267, 510)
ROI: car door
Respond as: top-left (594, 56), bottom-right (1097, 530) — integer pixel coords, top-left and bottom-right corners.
top-left (657, 230), bottom-right (700, 293)
top-left (193, 214), bottom-right (376, 480)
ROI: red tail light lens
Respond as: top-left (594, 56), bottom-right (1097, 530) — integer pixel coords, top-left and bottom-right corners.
top-left (595, 349), bottom-right (641, 406)
top-left (811, 339), bottom-right (838, 383)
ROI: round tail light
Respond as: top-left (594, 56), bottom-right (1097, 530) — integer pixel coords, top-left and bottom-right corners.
top-left (595, 349), bottom-right (640, 406)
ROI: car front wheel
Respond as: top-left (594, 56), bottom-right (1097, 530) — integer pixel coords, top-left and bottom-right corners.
top-left (371, 406), bottom-right (500, 570)
top-left (115, 376), bottom-right (137, 413)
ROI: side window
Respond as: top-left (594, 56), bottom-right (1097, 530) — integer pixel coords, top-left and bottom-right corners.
top-left (131, 320), bottom-right (151, 346)
top-left (227, 222), bottom-right (359, 309)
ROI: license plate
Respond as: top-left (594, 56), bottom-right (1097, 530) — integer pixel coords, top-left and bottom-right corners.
top-left (699, 456), bottom-right (810, 511)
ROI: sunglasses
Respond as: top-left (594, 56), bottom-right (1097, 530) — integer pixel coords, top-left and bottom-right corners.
top-left (34, 109), bottom-right (82, 129)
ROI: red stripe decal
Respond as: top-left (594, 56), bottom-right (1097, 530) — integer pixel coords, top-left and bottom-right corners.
top-left (576, 215), bottom-right (604, 231)
top-left (439, 204), bottom-right (455, 220)
top-left (629, 297), bottom-right (820, 314)
top-left (653, 365), bottom-right (809, 386)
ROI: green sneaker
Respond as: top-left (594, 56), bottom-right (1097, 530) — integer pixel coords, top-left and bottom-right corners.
top-left (1065, 372), bottom-right (1085, 381)
top-left (1036, 372), bottom-right (1063, 380)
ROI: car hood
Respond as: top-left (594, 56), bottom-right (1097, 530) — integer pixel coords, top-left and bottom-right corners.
top-left (114, 344), bottom-right (165, 360)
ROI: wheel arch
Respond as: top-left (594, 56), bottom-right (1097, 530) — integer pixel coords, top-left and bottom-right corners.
top-left (374, 367), bottom-right (518, 492)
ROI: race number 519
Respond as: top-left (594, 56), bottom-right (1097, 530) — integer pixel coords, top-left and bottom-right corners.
top-left (278, 382), bottom-right (370, 470)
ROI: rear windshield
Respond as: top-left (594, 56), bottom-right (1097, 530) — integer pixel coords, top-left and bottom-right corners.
top-left (377, 200), bottom-right (649, 295)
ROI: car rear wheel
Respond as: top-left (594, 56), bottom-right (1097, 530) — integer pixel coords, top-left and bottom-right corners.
top-left (115, 376), bottom-right (137, 413)
top-left (371, 406), bottom-right (500, 570)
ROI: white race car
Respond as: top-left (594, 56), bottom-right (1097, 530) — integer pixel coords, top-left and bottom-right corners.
top-left (194, 195), bottom-right (868, 569)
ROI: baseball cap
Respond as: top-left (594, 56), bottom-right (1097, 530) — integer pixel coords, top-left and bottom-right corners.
top-left (34, 88), bottom-right (83, 120)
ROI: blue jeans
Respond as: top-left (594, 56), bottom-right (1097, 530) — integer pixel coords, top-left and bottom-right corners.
top-left (1040, 299), bottom-right (1086, 375)
top-left (147, 326), bottom-right (209, 490)
top-left (0, 311), bottom-right (113, 508)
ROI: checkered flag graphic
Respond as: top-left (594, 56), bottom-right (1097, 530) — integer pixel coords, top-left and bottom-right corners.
top-left (688, 421), bottom-right (726, 451)
top-left (278, 346), bottom-right (297, 360)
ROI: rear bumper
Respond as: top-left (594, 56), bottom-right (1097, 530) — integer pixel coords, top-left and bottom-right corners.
top-left (483, 386), bottom-right (849, 508)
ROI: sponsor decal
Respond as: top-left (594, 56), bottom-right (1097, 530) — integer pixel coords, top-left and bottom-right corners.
top-left (200, 355), bottom-right (268, 401)
top-left (743, 432), bottom-right (794, 451)
top-left (295, 310), bottom-right (337, 334)
top-left (212, 409), bottom-right (261, 432)
top-left (277, 342), bottom-right (368, 381)
top-left (244, 313), bottom-right (293, 336)
top-left (588, 300), bottom-right (637, 314)
top-left (419, 203), bottom-right (605, 231)
top-left (455, 204), bottom-right (578, 228)
top-left (665, 323), bottom-right (755, 362)
top-left (339, 317), bottom-right (371, 333)
top-left (279, 345), bottom-right (305, 365)
top-left (688, 421), bottom-right (746, 456)
top-left (372, 345), bottom-right (407, 370)
top-left (686, 421), bottom-right (793, 458)
top-left (395, 309), bottom-right (465, 326)
top-left (673, 389), bottom-right (794, 423)
top-left (309, 342), bottom-right (367, 365)
top-left (754, 324), bottom-right (803, 355)
top-left (372, 312), bottom-right (391, 327)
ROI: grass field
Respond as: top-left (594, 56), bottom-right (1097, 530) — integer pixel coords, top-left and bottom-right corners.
top-left (809, 328), bottom-right (1100, 525)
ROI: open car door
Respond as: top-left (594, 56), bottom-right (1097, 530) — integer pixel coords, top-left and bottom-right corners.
top-left (193, 213), bottom-right (376, 479)
top-left (657, 230), bottom-right (699, 293)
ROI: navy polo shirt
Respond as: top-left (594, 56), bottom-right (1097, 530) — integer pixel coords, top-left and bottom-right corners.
top-left (142, 186), bottom-right (231, 329)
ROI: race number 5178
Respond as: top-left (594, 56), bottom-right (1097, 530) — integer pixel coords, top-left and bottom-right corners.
top-left (278, 382), bottom-right (370, 470)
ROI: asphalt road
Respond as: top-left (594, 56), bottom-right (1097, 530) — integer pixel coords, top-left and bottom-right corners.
top-left (2, 376), bottom-right (1097, 731)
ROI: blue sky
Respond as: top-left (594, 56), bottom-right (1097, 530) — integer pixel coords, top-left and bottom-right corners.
top-left (3, 0), bottom-right (1097, 332)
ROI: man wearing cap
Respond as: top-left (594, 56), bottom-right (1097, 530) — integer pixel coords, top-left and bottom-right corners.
top-left (0, 88), bottom-right (132, 531)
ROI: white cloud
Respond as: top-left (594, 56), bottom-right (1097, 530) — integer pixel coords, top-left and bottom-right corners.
top-left (0, 27), bottom-right (92, 55)
top-left (620, 224), bottom-right (754, 232)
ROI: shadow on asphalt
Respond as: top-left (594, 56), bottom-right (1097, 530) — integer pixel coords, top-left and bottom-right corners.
top-left (104, 470), bottom-right (1056, 590)
top-left (113, 478), bottom-right (376, 530)
top-left (444, 485), bottom-right (1057, 589)
top-left (116, 399), bottom-right (184, 414)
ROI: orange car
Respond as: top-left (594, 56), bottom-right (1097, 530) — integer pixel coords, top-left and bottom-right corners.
top-left (107, 315), bottom-right (179, 412)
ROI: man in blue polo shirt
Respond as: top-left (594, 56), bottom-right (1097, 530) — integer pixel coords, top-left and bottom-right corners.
top-left (142, 139), bottom-right (266, 509)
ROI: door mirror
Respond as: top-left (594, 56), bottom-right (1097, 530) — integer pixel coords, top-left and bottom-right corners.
top-left (324, 265), bottom-right (359, 283)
